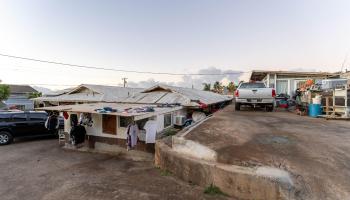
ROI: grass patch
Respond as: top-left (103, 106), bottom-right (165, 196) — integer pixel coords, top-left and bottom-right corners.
top-left (162, 128), bottom-right (179, 137)
top-left (160, 169), bottom-right (172, 176)
top-left (204, 184), bottom-right (227, 196)
top-left (155, 167), bottom-right (172, 176)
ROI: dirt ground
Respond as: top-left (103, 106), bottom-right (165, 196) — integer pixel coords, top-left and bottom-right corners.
top-left (0, 138), bottom-right (229, 200)
top-left (185, 104), bottom-right (350, 200)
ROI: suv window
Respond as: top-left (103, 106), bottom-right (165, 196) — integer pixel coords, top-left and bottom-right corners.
top-left (239, 83), bottom-right (266, 89)
top-left (0, 114), bottom-right (11, 122)
top-left (12, 113), bottom-right (27, 122)
top-left (29, 113), bottom-right (47, 121)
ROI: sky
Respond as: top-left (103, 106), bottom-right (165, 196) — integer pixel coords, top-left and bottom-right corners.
top-left (0, 0), bottom-right (350, 91)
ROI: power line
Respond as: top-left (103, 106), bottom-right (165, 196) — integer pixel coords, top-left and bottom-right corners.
top-left (2, 83), bottom-right (78, 87)
top-left (0, 53), bottom-right (248, 76)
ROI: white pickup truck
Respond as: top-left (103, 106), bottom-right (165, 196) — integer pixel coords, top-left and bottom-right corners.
top-left (234, 82), bottom-right (276, 111)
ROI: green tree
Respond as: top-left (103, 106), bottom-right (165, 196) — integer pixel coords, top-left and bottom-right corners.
top-left (0, 85), bottom-right (10, 101)
top-left (226, 82), bottom-right (236, 93)
top-left (202, 83), bottom-right (211, 91)
top-left (212, 81), bottom-right (224, 94)
top-left (28, 92), bottom-right (42, 99)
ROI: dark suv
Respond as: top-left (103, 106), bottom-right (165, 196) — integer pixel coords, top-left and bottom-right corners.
top-left (0, 111), bottom-right (64, 145)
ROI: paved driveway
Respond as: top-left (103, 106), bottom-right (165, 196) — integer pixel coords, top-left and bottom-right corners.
top-left (185, 104), bottom-right (350, 199)
top-left (0, 138), bottom-right (227, 200)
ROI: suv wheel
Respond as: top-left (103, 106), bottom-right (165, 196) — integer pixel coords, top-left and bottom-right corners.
top-left (0, 131), bottom-right (13, 145)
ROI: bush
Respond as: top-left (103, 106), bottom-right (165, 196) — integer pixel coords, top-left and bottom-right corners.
top-left (204, 184), bottom-right (227, 196)
top-left (162, 128), bottom-right (179, 137)
top-left (0, 85), bottom-right (10, 101)
top-left (156, 167), bottom-right (172, 176)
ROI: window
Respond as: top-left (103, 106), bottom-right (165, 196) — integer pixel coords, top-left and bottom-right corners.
top-left (119, 116), bottom-right (133, 128)
top-left (12, 114), bottom-right (27, 122)
top-left (239, 83), bottom-right (266, 89)
top-left (276, 80), bottom-right (288, 95)
top-left (102, 115), bottom-right (116, 135)
top-left (0, 114), bottom-right (11, 122)
top-left (164, 113), bottom-right (172, 128)
top-left (137, 118), bottom-right (149, 130)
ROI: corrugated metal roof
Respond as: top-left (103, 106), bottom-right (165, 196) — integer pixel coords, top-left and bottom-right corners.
top-left (155, 92), bottom-right (191, 105)
top-left (44, 87), bottom-right (74, 97)
top-left (34, 84), bottom-right (143, 102)
top-left (73, 84), bottom-right (143, 99)
top-left (34, 84), bottom-right (232, 107)
top-left (120, 84), bottom-right (232, 106)
top-left (136, 91), bottom-right (168, 104)
top-left (121, 93), bottom-right (149, 103)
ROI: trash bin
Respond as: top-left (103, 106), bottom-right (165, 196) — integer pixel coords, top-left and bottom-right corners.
top-left (308, 104), bottom-right (321, 118)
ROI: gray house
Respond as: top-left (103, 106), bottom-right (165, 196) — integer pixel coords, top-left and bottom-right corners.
top-left (249, 70), bottom-right (335, 96)
top-left (1, 85), bottom-right (38, 110)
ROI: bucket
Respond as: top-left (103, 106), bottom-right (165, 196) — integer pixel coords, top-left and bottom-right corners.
top-left (308, 104), bottom-right (322, 117)
top-left (312, 95), bottom-right (322, 104)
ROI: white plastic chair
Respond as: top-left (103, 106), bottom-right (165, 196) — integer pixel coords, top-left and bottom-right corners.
top-left (58, 129), bottom-right (66, 145)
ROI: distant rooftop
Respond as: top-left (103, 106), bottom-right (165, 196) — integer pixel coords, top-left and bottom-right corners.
top-left (250, 70), bottom-right (336, 81)
top-left (2, 84), bottom-right (38, 94)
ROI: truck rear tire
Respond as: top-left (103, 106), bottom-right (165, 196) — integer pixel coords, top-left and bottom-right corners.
top-left (266, 104), bottom-right (274, 112)
top-left (235, 103), bottom-right (241, 111)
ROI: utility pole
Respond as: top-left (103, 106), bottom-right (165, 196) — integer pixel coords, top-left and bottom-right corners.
top-left (122, 77), bottom-right (128, 88)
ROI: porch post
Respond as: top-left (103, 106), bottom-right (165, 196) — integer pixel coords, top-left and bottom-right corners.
top-left (288, 79), bottom-right (291, 96)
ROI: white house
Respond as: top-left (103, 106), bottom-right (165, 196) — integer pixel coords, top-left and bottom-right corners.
top-left (36, 84), bottom-right (233, 153)
top-left (39, 102), bottom-right (184, 153)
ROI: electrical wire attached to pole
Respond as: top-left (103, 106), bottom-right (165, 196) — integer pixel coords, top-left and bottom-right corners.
top-left (0, 53), bottom-right (248, 76)
top-left (340, 50), bottom-right (349, 72)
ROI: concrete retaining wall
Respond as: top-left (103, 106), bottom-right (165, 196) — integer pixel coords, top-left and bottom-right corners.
top-left (172, 136), bottom-right (217, 162)
top-left (155, 140), bottom-right (294, 200)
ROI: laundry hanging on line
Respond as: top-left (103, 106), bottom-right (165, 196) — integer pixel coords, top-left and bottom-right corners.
top-left (79, 113), bottom-right (93, 127)
top-left (45, 114), bottom-right (59, 130)
top-left (94, 107), bottom-right (117, 113)
top-left (144, 120), bottom-right (157, 144)
top-left (126, 123), bottom-right (139, 150)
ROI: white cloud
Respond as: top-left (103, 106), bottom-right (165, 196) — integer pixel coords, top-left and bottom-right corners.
top-left (123, 67), bottom-right (244, 89)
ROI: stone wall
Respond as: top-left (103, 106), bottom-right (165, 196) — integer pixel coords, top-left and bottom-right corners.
top-left (155, 140), bottom-right (294, 200)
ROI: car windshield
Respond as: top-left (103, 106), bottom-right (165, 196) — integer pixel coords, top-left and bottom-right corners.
top-left (239, 83), bottom-right (266, 88)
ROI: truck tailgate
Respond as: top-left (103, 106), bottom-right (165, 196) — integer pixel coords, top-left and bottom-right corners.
top-left (238, 88), bottom-right (272, 99)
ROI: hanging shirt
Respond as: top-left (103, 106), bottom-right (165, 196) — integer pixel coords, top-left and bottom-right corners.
top-left (144, 120), bottom-right (157, 144)
top-left (45, 115), bottom-right (59, 130)
top-left (125, 124), bottom-right (139, 147)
